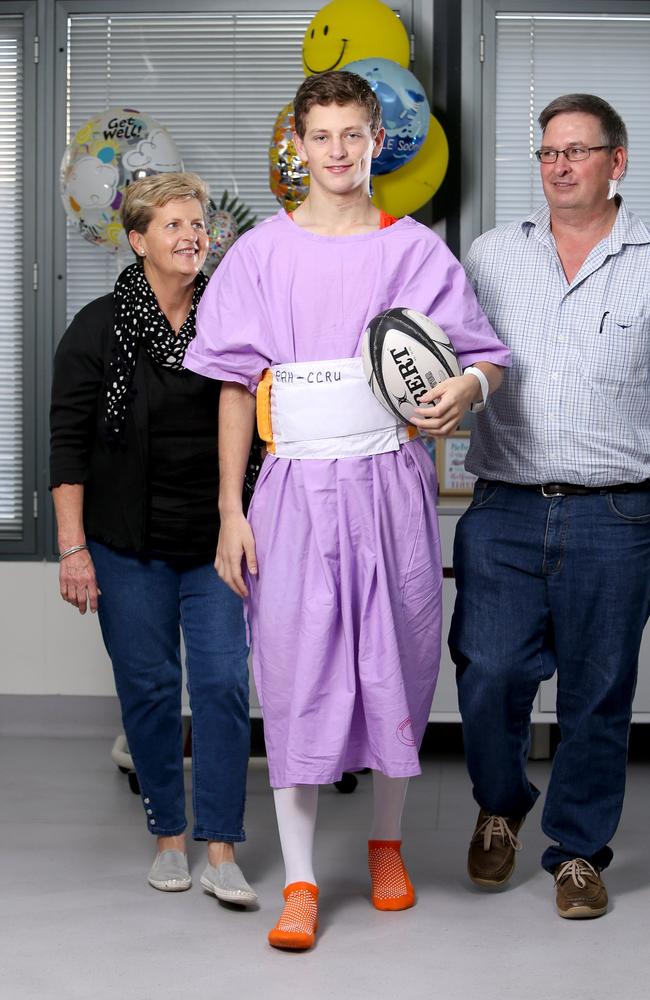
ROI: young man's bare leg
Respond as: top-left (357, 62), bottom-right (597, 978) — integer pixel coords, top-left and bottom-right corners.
top-left (370, 772), bottom-right (409, 840)
top-left (369, 772), bottom-right (414, 910)
top-left (274, 785), bottom-right (319, 886)
top-left (268, 785), bottom-right (319, 950)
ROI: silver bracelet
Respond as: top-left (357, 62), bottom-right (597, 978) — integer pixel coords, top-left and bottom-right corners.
top-left (58, 543), bottom-right (88, 562)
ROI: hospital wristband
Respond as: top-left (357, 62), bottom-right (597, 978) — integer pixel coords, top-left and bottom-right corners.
top-left (464, 366), bottom-right (489, 413)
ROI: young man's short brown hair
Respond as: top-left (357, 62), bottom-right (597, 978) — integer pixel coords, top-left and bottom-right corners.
top-left (293, 71), bottom-right (382, 139)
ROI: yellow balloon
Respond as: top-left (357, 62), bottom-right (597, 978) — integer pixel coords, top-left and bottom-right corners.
top-left (371, 114), bottom-right (449, 217)
top-left (302, 0), bottom-right (409, 76)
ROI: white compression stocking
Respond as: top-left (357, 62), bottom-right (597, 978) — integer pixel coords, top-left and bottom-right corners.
top-left (273, 784), bottom-right (319, 887)
top-left (369, 771), bottom-right (410, 841)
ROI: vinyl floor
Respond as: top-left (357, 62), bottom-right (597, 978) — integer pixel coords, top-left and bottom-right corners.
top-left (1, 735), bottom-right (649, 1000)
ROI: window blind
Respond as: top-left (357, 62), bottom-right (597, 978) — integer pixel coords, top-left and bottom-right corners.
top-left (65, 9), bottom-right (316, 323)
top-left (0, 16), bottom-right (23, 540)
top-left (495, 14), bottom-right (650, 227)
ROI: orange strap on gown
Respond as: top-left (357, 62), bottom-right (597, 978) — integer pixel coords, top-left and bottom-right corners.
top-left (287, 210), bottom-right (399, 228)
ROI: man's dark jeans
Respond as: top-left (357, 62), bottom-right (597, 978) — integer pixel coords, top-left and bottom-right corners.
top-left (450, 480), bottom-right (650, 872)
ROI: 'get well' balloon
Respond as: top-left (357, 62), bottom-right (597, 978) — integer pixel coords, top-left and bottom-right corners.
top-left (60, 107), bottom-right (183, 253)
top-left (302, 0), bottom-right (409, 76)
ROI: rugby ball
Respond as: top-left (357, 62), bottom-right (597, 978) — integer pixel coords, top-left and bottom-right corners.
top-left (361, 308), bottom-right (461, 423)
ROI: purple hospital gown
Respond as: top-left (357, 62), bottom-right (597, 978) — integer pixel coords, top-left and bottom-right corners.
top-left (184, 211), bottom-right (510, 788)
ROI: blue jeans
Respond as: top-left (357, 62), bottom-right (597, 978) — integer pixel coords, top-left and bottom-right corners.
top-left (449, 481), bottom-right (650, 873)
top-left (89, 541), bottom-right (250, 841)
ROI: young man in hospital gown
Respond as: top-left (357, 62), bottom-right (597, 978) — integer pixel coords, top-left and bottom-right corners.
top-left (184, 70), bottom-right (510, 950)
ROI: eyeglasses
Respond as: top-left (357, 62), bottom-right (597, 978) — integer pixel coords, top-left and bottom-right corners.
top-left (535, 145), bottom-right (612, 164)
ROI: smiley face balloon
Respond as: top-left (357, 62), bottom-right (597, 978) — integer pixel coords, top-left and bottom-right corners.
top-left (302, 0), bottom-right (409, 76)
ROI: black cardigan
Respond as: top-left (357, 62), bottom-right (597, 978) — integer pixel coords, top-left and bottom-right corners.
top-left (49, 293), bottom-right (220, 555)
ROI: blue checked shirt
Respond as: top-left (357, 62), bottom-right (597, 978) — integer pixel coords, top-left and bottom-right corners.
top-left (464, 198), bottom-right (650, 486)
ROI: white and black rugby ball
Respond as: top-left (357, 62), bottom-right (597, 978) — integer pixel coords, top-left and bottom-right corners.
top-left (361, 308), bottom-right (461, 423)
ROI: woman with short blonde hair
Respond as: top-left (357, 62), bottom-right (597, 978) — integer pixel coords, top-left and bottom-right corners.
top-left (50, 172), bottom-right (256, 905)
top-left (121, 171), bottom-right (210, 238)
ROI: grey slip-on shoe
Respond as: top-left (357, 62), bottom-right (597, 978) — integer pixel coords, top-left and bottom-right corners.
top-left (200, 861), bottom-right (258, 906)
top-left (147, 849), bottom-right (192, 892)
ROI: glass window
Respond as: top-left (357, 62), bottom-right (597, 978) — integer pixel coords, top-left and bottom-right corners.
top-left (494, 12), bottom-right (650, 226)
top-left (65, 10), bottom-right (316, 321)
top-left (0, 15), bottom-right (25, 541)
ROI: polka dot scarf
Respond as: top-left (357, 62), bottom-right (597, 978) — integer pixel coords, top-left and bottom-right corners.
top-left (104, 262), bottom-right (208, 444)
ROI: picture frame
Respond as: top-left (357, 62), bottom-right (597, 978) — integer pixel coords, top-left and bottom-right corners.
top-left (436, 431), bottom-right (477, 496)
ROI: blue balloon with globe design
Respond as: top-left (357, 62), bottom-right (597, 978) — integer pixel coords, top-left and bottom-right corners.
top-left (343, 57), bottom-right (430, 175)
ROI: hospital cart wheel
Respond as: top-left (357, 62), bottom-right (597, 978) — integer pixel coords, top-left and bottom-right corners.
top-left (334, 772), bottom-right (358, 793)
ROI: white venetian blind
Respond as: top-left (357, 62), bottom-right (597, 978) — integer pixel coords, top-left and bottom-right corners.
top-left (65, 9), bottom-right (316, 322)
top-left (495, 14), bottom-right (650, 227)
top-left (0, 16), bottom-right (24, 540)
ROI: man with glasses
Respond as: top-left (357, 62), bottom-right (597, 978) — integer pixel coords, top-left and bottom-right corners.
top-left (450, 94), bottom-right (650, 918)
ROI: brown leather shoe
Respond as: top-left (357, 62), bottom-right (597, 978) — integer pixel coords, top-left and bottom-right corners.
top-left (467, 808), bottom-right (524, 888)
top-left (554, 858), bottom-right (608, 919)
